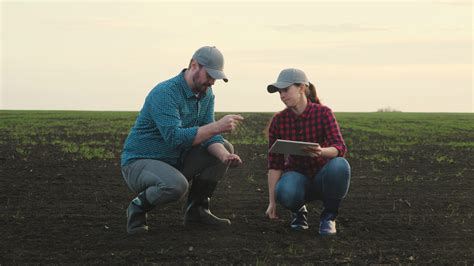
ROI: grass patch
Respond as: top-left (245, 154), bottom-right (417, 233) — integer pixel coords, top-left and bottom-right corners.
top-left (1, 110), bottom-right (472, 163)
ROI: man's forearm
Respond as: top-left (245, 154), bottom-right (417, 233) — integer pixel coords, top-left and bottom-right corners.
top-left (207, 142), bottom-right (229, 162)
top-left (192, 114), bottom-right (243, 146)
top-left (193, 122), bottom-right (219, 146)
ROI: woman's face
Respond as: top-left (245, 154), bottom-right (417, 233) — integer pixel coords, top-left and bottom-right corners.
top-left (278, 84), bottom-right (305, 107)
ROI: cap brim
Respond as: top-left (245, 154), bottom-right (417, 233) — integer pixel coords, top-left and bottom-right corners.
top-left (205, 67), bottom-right (228, 83)
top-left (267, 82), bottom-right (292, 93)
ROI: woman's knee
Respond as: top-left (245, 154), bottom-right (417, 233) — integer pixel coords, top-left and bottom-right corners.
top-left (322, 157), bottom-right (351, 198)
top-left (276, 182), bottom-right (304, 210)
top-left (328, 157), bottom-right (351, 180)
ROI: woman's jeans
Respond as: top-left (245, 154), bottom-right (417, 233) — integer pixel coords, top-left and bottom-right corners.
top-left (275, 157), bottom-right (351, 217)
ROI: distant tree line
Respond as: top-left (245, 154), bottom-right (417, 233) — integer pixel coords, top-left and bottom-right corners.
top-left (376, 106), bottom-right (402, 112)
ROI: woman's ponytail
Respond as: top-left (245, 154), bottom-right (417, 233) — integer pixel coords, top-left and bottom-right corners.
top-left (307, 82), bottom-right (321, 104)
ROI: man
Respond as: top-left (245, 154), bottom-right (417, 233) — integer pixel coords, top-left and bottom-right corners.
top-left (121, 46), bottom-right (243, 234)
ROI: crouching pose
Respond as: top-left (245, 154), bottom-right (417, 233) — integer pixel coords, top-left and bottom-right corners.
top-left (265, 68), bottom-right (350, 236)
top-left (121, 46), bottom-right (243, 234)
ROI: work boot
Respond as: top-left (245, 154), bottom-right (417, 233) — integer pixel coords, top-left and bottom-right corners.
top-left (183, 178), bottom-right (230, 226)
top-left (290, 205), bottom-right (309, 230)
top-left (126, 191), bottom-right (154, 234)
top-left (184, 197), bottom-right (231, 226)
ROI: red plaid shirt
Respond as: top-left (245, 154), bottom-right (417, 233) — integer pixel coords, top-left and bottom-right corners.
top-left (268, 102), bottom-right (347, 177)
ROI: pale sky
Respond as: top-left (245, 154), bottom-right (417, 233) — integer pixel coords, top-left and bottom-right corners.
top-left (1, 0), bottom-right (472, 112)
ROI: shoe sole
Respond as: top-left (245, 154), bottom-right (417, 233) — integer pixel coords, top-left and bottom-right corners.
top-left (127, 226), bottom-right (148, 234)
top-left (319, 231), bottom-right (337, 236)
top-left (291, 225), bottom-right (309, 231)
top-left (184, 220), bottom-right (231, 227)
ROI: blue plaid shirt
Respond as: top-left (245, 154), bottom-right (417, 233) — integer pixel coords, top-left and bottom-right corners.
top-left (121, 69), bottom-right (224, 167)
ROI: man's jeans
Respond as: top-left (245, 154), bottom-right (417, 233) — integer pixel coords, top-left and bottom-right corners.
top-left (121, 140), bottom-right (233, 206)
top-left (275, 157), bottom-right (351, 212)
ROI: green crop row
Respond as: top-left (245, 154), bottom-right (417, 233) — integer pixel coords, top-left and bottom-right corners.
top-left (1, 110), bottom-right (472, 162)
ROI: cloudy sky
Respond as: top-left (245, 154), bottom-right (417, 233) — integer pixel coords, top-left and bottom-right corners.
top-left (1, 0), bottom-right (472, 112)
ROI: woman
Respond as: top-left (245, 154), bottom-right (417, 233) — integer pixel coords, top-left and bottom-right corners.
top-left (265, 68), bottom-right (351, 236)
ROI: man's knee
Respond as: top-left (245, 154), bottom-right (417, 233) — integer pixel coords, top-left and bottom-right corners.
top-left (147, 179), bottom-right (189, 205)
top-left (223, 139), bottom-right (234, 154)
top-left (167, 179), bottom-right (189, 201)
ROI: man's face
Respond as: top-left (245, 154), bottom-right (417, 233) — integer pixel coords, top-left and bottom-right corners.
top-left (191, 64), bottom-right (215, 94)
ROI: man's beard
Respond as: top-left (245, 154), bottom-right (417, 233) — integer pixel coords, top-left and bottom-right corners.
top-left (192, 71), bottom-right (210, 94)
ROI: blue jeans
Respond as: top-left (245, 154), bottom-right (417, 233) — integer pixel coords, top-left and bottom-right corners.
top-left (276, 157), bottom-right (351, 214)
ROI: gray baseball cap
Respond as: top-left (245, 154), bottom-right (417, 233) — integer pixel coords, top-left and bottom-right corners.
top-left (267, 68), bottom-right (309, 93)
top-left (192, 46), bottom-right (228, 82)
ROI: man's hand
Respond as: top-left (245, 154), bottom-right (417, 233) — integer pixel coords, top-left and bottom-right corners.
top-left (193, 115), bottom-right (244, 146)
top-left (221, 153), bottom-right (242, 167)
top-left (216, 114), bottom-right (244, 133)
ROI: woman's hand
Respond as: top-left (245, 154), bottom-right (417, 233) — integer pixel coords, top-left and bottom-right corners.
top-left (265, 202), bottom-right (279, 220)
top-left (302, 144), bottom-right (322, 158)
top-left (303, 145), bottom-right (339, 159)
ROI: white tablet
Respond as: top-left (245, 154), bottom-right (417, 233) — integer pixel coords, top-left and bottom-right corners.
top-left (268, 139), bottom-right (320, 156)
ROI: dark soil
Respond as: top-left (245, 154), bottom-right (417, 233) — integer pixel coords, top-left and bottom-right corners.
top-left (1, 141), bottom-right (473, 264)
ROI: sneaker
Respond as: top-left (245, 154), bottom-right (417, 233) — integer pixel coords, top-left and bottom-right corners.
top-left (319, 217), bottom-right (336, 236)
top-left (290, 205), bottom-right (308, 230)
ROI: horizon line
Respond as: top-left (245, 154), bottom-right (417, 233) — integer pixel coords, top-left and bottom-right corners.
top-left (1, 109), bottom-right (473, 114)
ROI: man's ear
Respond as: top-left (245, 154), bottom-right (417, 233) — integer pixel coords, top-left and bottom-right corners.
top-left (190, 59), bottom-right (199, 71)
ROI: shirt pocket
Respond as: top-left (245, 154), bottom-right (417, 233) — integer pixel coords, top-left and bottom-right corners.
top-left (179, 105), bottom-right (191, 117)
top-left (179, 107), bottom-right (198, 128)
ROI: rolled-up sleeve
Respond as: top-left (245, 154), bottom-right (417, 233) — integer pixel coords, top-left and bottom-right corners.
top-left (322, 107), bottom-right (347, 157)
top-left (268, 115), bottom-right (285, 170)
top-left (149, 90), bottom-right (198, 150)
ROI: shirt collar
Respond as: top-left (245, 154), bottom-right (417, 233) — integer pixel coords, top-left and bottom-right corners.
top-left (286, 100), bottom-right (313, 120)
top-left (178, 69), bottom-right (208, 99)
